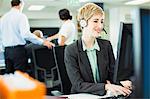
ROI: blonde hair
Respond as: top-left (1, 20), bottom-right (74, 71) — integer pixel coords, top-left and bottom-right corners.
top-left (33, 30), bottom-right (43, 38)
top-left (77, 3), bottom-right (104, 22)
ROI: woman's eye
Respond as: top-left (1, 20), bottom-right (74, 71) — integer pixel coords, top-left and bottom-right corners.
top-left (94, 21), bottom-right (98, 23)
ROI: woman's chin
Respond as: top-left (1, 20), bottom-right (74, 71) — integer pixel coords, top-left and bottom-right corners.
top-left (94, 33), bottom-right (101, 38)
top-left (94, 35), bottom-right (100, 38)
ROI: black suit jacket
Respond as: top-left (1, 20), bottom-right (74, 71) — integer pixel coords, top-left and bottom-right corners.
top-left (64, 38), bottom-right (115, 95)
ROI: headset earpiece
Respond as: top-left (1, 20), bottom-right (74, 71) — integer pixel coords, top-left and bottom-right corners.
top-left (79, 19), bottom-right (87, 28)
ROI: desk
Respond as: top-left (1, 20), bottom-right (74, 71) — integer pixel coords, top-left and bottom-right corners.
top-left (46, 93), bottom-right (120, 99)
top-left (45, 96), bottom-right (67, 99)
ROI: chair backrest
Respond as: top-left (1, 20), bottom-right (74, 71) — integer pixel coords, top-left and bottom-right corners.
top-left (32, 45), bottom-right (56, 71)
top-left (31, 45), bottom-right (60, 83)
top-left (53, 46), bottom-right (72, 94)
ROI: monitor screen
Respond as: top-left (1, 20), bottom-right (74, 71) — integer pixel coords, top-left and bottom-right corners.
top-left (30, 27), bottom-right (59, 37)
top-left (114, 22), bottom-right (134, 82)
top-left (30, 27), bottom-right (59, 45)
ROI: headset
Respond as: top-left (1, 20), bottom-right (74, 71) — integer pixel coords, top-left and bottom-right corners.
top-left (103, 28), bottom-right (107, 34)
top-left (79, 19), bottom-right (107, 34)
top-left (79, 19), bottom-right (87, 28)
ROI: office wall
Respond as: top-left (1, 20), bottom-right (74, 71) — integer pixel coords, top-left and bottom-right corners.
top-left (29, 19), bottom-right (61, 27)
top-left (109, 6), bottom-right (133, 58)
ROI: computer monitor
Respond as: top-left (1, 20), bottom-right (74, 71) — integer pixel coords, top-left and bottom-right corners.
top-left (114, 22), bottom-right (134, 82)
top-left (30, 27), bottom-right (59, 37)
top-left (30, 27), bottom-right (59, 44)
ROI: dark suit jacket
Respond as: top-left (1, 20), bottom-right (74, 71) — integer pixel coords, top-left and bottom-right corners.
top-left (64, 38), bottom-right (115, 95)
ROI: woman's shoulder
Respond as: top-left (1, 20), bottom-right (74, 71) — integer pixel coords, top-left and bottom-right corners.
top-left (96, 38), bottom-right (113, 49)
top-left (97, 38), bottom-right (111, 45)
top-left (65, 41), bottom-right (79, 56)
top-left (66, 41), bottom-right (78, 50)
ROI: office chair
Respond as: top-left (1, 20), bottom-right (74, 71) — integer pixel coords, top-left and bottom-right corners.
top-left (53, 46), bottom-right (72, 95)
top-left (32, 45), bottom-right (61, 88)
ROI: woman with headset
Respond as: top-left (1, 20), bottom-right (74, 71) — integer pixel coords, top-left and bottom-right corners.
top-left (64, 3), bottom-right (132, 96)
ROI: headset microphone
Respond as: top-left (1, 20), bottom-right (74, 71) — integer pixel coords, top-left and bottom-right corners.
top-left (103, 28), bottom-right (107, 34)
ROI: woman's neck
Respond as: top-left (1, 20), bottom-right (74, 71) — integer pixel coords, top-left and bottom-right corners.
top-left (82, 35), bottom-right (95, 48)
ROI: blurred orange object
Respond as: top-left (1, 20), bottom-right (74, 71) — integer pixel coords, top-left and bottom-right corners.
top-left (0, 71), bottom-right (46, 99)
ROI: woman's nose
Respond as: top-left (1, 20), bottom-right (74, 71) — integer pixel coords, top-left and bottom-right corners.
top-left (97, 23), bottom-right (103, 29)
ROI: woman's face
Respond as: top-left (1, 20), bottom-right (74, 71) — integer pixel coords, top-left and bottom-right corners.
top-left (85, 14), bottom-right (104, 38)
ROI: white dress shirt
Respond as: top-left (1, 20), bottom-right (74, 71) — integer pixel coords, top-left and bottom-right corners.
top-left (0, 8), bottom-right (43, 47)
top-left (58, 20), bottom-right (77, 45)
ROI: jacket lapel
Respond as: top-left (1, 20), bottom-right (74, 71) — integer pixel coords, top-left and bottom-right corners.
top-left (96, 50), bottom-right (103, 81)
top-left (77, 39), bottom-right (94, 81)
top-left (96, 40), bottom-right (105, 81)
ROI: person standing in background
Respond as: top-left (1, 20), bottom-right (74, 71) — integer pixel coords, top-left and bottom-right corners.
top-left (64, 3), bottom-right (132, 96)
top-left (0, 0), bottom-right (55, 73)
top-left (47, 8), bottom-right (77, 46)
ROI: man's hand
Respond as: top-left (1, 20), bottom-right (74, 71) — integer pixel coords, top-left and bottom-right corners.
top-left (120, 80), bottom-right (132, 90)
top-left (43, 40), bottom-right (55, 49)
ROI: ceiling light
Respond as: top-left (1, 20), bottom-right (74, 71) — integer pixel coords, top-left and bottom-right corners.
top-left (28, 5), bottom-right (45, 11)
top-left (125, 0), bottom-right (150, 5)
